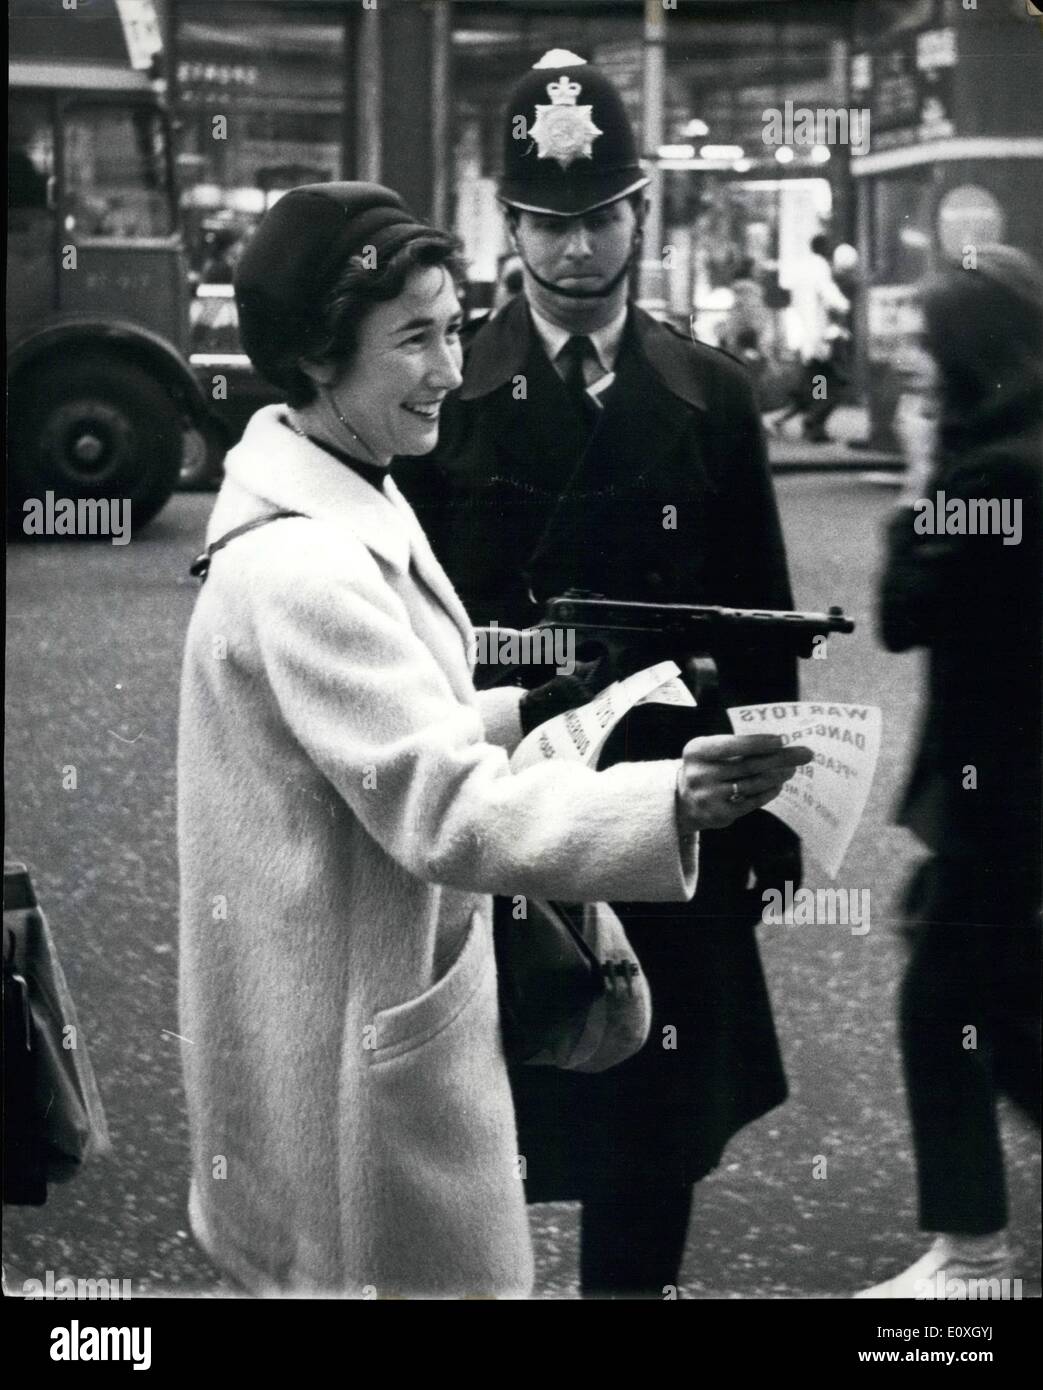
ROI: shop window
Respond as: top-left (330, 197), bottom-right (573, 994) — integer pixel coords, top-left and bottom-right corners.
top-left (174, 2), bottom-right (347, 280)
top-left (10, 93), bottom-right (54, 211)
top-left (870, 171), bottom-right (935, 284)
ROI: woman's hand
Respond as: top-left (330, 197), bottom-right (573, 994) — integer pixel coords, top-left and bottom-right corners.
top-left (675, 734), bottom-right (813, 834)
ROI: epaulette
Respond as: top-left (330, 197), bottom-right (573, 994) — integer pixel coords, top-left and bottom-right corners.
top-left (657, 316), bottom-right (747, 369)
top-left (461, 310), bottom-right (493, 348)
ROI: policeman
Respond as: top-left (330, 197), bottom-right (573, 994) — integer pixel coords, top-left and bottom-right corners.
top-left (398, 50), bottom-right (802, 1298)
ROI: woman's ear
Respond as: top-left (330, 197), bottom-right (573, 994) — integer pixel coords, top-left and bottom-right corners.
top-left (298, 358), bottom-right (338, 387)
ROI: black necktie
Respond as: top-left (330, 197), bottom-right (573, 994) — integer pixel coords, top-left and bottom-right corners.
top-left (558, 335), bottom-right (597, 421)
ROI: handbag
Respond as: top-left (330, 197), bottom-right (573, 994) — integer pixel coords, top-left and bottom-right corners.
top-left (3, 863), bottom-right (112, 1204)
top-left (494, 896), bottom-right (652, 1072)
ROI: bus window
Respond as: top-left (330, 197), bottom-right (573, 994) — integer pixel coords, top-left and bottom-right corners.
top-left (63, 103), bottom-right (174, 240)
top-left (10, 93), bottom-right (54, 210)
top-left (9, 93), bottom-right (57, 331)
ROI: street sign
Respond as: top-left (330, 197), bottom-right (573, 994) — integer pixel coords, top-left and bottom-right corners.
top-left (114, 0), bottom-right (162, 72)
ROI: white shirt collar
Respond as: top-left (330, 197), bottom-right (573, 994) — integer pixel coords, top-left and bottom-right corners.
top-left (528, 301), bottom-right (629, 374)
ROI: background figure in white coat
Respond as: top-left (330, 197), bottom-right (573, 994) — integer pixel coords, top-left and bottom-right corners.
top-left (772, 234), bottom-right (851, 442)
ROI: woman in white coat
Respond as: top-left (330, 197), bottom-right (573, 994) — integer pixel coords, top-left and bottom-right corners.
top-left (177, 183), bottom-right (810, 1298)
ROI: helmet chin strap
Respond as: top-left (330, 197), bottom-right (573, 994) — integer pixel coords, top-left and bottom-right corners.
top-left (515, 233), bottom-right (640, 302)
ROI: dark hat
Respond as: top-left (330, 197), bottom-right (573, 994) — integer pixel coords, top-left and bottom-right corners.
top-left (234, 182), bottom-right (430, 386)
top-left (922, 244), bottom-right (1043, 413)
top-left (499, 50), bottom-right (649, 217)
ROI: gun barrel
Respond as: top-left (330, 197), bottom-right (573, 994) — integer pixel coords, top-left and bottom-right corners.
top-left (544, 596), bottom-right (855, 636)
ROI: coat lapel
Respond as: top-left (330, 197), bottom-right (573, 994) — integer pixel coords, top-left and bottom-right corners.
top-left (460, 298), bottom-right (592, 496)
top-left (597, 314), bottom-right (698, 483)
top-left (221, 407), bottom-right (475, 653)
top-left (386, 479), bottom-right (476, 650)
top-left (524, 315), bottom-right (710, 599)
top-left (457, 301), bottom-right (707, 497)
top-left (219, 406), bottom-right (412, 573)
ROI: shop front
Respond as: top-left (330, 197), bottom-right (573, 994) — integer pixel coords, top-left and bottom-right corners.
top-left (448, 0), bottom-right (856, 403)
top-left (166, 0), bottom-right (861, 397)
top-left (850, 0), bottom-right (1043, 448)
top-left (170, 2), bottom-right (350, 285)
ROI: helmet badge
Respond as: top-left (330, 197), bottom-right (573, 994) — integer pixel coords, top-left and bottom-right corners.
top-left (529, 73), bottom-right (603, 170)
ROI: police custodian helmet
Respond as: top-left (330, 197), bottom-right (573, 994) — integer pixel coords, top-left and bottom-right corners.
top-left (499, 50), bottom-right (649, 218)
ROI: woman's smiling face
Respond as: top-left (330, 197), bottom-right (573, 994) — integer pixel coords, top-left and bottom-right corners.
top-left (322, 265), bottom-right (464, 460)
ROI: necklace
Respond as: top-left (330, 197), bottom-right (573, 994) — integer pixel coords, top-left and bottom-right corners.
top-left (327, 398), bottom-right (375, 460)
top-left (288, 401), bottom-right (380, 465)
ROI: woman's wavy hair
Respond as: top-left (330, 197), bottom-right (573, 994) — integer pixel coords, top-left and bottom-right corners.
top-left (281, 229), bottom-right (466, 407)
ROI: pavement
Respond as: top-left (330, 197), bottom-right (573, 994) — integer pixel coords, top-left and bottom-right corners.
top-left (765, 404), bottom-right (903, 474)
top-left (4, 478), bottom-right (1038, 1301)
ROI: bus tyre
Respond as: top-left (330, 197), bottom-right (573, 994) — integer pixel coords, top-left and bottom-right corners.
top-left (179, 418), bottom-right (228, 491)
top-left (9, 354), bottom-right (184, 538)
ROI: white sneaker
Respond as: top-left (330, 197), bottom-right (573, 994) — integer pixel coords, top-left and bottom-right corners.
top-left (855, 1236), bottom-right (1013, 1299)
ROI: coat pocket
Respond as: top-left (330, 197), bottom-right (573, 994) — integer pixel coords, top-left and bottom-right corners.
top-left (356, 907), bottom-right (532, 1296)
top-left (369, 908), bottom-right (492, 1062)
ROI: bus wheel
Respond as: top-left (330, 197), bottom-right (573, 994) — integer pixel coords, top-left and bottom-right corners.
top-left (179, 418), bottom-right (228, 491)
top-left (10, 355), bottom-right (184, 537)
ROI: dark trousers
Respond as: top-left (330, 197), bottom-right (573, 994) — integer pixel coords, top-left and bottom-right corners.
top-left (580, 1183), bottom-right (694, 1298)
top-left (775, 356), bottom-right (839, 436)
top-left (899, 857), bottom-right (1041, 1235)
top-left (801, 356), bottom-right (840, 437)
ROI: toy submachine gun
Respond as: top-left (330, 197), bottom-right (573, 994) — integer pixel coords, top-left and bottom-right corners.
top-left (531, 591), bottom-right (856, 712)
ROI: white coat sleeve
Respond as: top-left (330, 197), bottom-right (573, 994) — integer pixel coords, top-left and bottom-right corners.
top-left (474, 685), bottom-right (524, 752)
top-left (817, 261), bottom-right (850, 316)
top-left (243, 539), bottom-right (697, 904)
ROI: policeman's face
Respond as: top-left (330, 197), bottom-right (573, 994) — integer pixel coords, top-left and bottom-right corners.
top-left (323, 266), bottom-right (464, 460)
top-left (513, 201), bottom-right (637, 296)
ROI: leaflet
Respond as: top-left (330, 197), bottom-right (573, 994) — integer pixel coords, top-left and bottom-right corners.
top-left (510, 662), bottom-right (694, 773)
top-left (726, 701), bottom-right (883, 878)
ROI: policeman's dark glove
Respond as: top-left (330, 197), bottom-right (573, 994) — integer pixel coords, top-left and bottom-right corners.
top-left (518, 658), bottom-right (611, 737)
top-left (746, 813), bottom-right (803, 896)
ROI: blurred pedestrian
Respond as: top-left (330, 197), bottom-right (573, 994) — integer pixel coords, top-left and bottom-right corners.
top-left (200, 232), bottom-right (235, 285)
top-left (397, 49), bottom-right (803, 1299)
top-left (828, 242), bottom-right (859, 397)
top-left (861, 246), bottom-right (1042, 1298)
top-left (177, 180), bottom-right (809, 1298)
top-left (771, 235), bottom-right (850, 441)
top-left (719, 258), bottom-right (769, 381)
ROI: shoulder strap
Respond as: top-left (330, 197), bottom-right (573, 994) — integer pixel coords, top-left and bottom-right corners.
top-left (189, 510), bottom-right (306, 581)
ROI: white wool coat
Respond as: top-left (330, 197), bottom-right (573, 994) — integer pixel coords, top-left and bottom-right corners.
top-left (177, 404), bottom-right (697, 1298)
